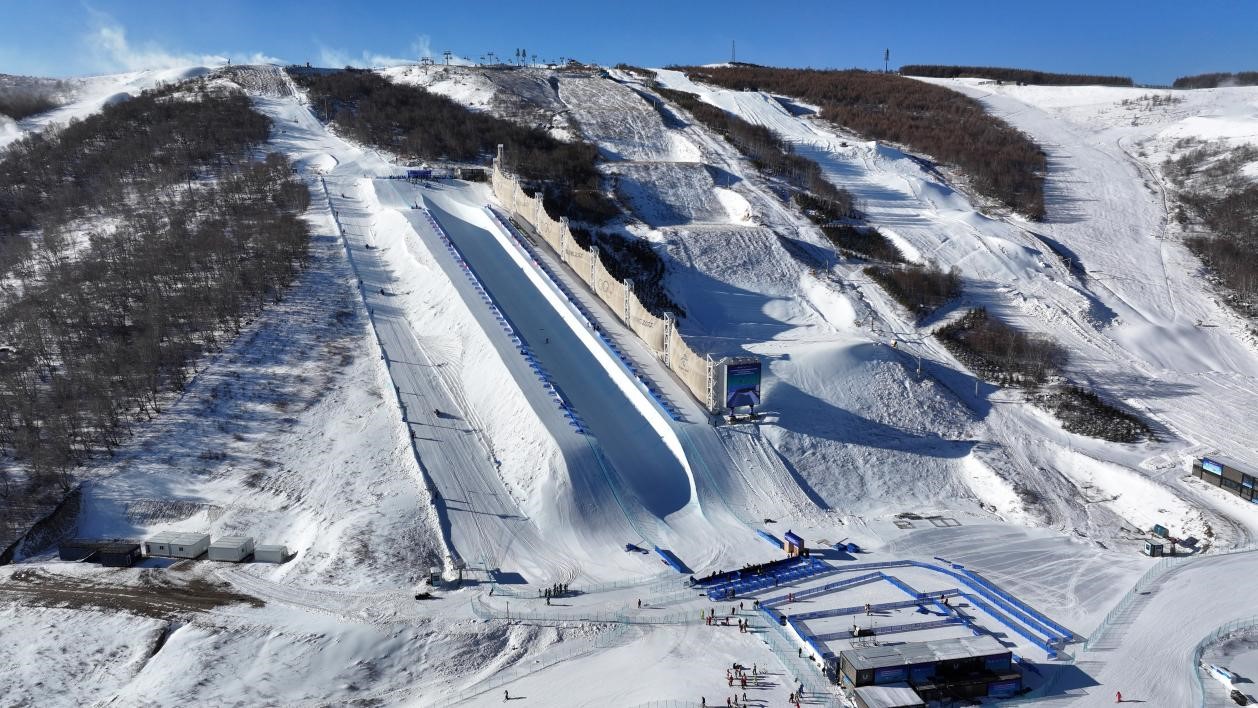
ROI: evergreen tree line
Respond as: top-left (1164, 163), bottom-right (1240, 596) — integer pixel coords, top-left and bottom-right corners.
top-left (0, 83), bottom-right (311, 499)
top-left (901, 65), bottom-right (1133, 87)
top-left (1172, 72), bottom-right (1258, 89)
top-left (653, 86), bottom-right (854, 216)
top-left (682, 66), bottom-right (1047, 220)
top-left (286, 68), bottom-right (619, 224)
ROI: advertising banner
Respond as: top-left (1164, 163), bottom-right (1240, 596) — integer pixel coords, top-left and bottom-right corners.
top-left (725, 361), bottom-right (762, 409)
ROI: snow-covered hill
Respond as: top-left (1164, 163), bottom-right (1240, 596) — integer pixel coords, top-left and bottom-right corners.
top-left (4, 62), bottom-right (1258, 706)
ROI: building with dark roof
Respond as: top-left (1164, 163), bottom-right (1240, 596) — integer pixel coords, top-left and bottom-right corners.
top-left (838, 635), bottom-right (1021, 702)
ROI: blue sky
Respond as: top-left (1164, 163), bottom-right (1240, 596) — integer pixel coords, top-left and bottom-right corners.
top-left (1, 0), bottom-right (1255, 84)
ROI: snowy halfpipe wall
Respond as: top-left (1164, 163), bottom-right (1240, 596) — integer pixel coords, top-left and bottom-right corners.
top-left (491, 150), bottom-right (716, 411)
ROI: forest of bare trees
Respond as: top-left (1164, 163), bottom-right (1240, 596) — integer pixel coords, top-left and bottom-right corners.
top-left (682, 66), bottom-right (1046, 220)
top-left (901, 65), bottom-right (1133, 87)
top-left (287, 68), bottom-right (619, 224)
top-left (0, 81), bottom-right (311, 502)
top-left (654, 86), bottom-right (854, 217)
top-left (0, 75), bottom-right (70, 120)
top-left (1164, 140), bottom-right (1258, 316)
top-left (866, 264), bottom-right (961, 320)
top-left (937, 307), bottom-right (1065, 385)
top-left (820, 225), bottom-right (904, 263)
top-left (1172, 72), bottom-right (1258, 89)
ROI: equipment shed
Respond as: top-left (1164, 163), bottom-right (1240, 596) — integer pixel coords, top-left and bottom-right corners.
top-left (98, 543), bottom-right (142, 568)
top-left (144, 531), bottom-right (211, 559)
top-left (254, 544), bottom-right (288, 563)
top-left (58, 539), bottom-right (106, 561)
top-left (208, 536), bottom-right (255, 562)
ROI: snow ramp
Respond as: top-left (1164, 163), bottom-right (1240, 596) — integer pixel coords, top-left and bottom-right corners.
top-left (392, 183), bottom-right (701, 525)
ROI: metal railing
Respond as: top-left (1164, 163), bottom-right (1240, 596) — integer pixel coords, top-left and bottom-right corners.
top-left (470, 595), bottom-right (698, 626)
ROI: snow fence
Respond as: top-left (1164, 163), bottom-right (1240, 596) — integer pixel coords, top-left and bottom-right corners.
top-left (492, 151), bottom-right (716, 411)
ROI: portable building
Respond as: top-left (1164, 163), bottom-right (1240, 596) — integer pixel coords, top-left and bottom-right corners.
top-left (783, 530), bottom-right (805, 557)
top-left (839, 635), bottom-right (1020, 701)
top-left (207, 536), bottom-right (255, 562)
top-left (254, 544), bottom-right (288, 563)
top-left (98, 543), bottom-right (142, 568)
top-left (144, 531), bottom-right (211, 559)
top-left (1143, 538), bottom-right (1174, 557)
top-left (58, 539), bottom-right (106, 561)
top-left (1193, 457), bottom-right (1258, 503)
top-left (854, 684), bottom-right (926, 708)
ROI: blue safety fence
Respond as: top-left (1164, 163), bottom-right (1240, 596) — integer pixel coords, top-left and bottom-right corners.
top-left (742, 556), bottom-right (1070, 662)
top-left (961, 593), bottom-right (1059, 659)
top-left (907, 561), bottom-right (1069, 645)
top-left (789, 586), bottom-right (960, 622)
top-left (484, 206), bottom-right (682, 421)
top-left (422, 207), bottom-right (587, 435)
top-left (653, 546), bottom-right (690, 574)
top-left (958, 567), bottom-right (1074, 641)
top-left (811, 617), bottom-right (966, 643)
top-left (785, 615), bottom-right (831, 661)
top-left (885, 568), bottom-right (1062, 658)
top-left (763, 571), bottom-right (884, 609)
top-left (705, 557), bottom-right (833, 600)
top-left (878, 574), bottom-right (955, 615)
top-left (757, 530), bottom-right (782, 547)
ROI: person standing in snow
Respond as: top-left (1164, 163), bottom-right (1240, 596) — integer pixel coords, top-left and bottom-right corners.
top-left (503, 689), bottom-right (509, 701)
top-left (1115, 691), bottom-right (1122, 703)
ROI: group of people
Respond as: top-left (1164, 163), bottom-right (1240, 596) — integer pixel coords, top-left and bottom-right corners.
top-left (538, 583), bottom-right (569, 605)
top-left (692, 557), bottom-right (795, 588)
top-left (699, 663), bottom-right (807, 708)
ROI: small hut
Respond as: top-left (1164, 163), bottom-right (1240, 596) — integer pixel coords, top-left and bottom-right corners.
top-left (208, 536), bottom-right (256, 562)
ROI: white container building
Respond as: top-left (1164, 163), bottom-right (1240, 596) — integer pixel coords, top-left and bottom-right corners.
top-left (144, 531), bottom-right (211, 559)
top-left (253, 544), bottom-right (288, 563)
top-left (207, 536), bottom-right (256, 562)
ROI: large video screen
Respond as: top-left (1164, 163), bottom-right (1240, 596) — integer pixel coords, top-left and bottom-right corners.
top-left (725, 361), bottom-right (762, 409)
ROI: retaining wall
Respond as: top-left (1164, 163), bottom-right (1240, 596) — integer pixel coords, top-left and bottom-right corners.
top-left (491, 155), bottom-right (716, 411)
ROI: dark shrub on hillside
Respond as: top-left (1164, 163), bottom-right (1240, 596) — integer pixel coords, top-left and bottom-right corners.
top-left (866, 264), bottom-right (960, 319)
top-left (597, 231), bottom-right (682, 318)
top-left (936, 308), bottom-right (1065, 385)
top-left (0, 93), bottom-right (59, 120)
top-left (823, 225), bottom-right (903, 263)
top-left (901, 65), bottom-right (1133, 87)
top-left (1033, 385), bottom-right (1152, 442)
top-left (793, 192), bottom-right (855, 225)
top-left (0, 76), bottom-right (70, 120)
top-left (287, 68), bottom-right (618, 224)
top-left (683, 66), bottom-right (1046, 220)
top-left (1172, 72), bottom-right (1258, 89)
top-left (654, 86), bottom-right (853, 216)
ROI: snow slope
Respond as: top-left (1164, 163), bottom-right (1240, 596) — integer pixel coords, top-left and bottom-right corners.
top-left (0, 66), bottom-right (214, 151)
top-left (7, 62), bottom-right (1258, 707)
top-left (649, 68), bottom-right (1258, 549)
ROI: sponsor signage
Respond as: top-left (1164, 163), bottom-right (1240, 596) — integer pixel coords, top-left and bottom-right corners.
top-left (724, 361), bottom-right (762, 409)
